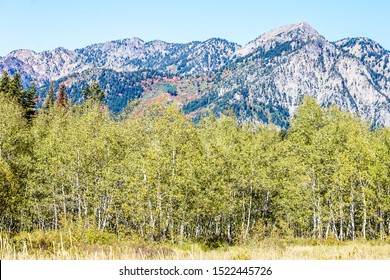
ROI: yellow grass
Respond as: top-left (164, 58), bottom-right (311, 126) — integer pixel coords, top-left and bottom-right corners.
top-left (1, 232), bottom-right (390, 260)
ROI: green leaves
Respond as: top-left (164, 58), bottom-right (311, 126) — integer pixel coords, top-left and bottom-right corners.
top-left (83, 82), bottom-right (106, 103)
top-left (42, 83), bottom-right (56, 110)
top-left (1, 86), bottom-right (390, 243)
top-left (282, 98), bottom-right (390, 240)
top-left (1, 72), bottom-right (38, 121)
top-left (0, 96), bottom-right (31, 231)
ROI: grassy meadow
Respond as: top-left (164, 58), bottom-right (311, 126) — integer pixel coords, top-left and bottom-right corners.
top-left (1, 229), bottom-right (390, 260)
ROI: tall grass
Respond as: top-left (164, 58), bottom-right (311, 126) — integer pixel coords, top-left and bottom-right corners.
top-left (1, 230), bottom-right (390, 260)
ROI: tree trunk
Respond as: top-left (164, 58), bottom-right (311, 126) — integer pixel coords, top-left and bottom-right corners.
top-left (362, 190), bottom-right (367, 239)
top-left (246, 185), bottom-right (253, 239)
top-left (349, 186), bottom-right (355, 240)
top-left (339, 207), bottom-right (344, 241)
top-left (62, 185), bottom-right (67, 221)
top-left (317, 195), bottom-right (322, 238)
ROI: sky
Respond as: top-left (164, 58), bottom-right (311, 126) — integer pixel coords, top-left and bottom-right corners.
top-left (0, 0), bottom-right (389, 56)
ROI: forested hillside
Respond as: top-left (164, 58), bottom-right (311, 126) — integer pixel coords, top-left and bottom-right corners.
top-left (2, 22), bottom-right (390, 128)
top-left (1, 71), bottom-right (390, 244)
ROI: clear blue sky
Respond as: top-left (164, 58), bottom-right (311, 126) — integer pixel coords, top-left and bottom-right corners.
top-left (0, 0), bottom-right (389, 56)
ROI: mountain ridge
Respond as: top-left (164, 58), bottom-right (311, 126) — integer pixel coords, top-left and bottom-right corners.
top-left (1, 22), bottom-right (389, 127)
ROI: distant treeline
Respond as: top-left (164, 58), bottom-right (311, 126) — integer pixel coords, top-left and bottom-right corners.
top-left (1, 71), bottom-right (390, 244)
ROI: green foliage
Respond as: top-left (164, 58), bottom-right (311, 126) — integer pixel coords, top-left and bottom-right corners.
top-left (38, 69), bottom-right (147, 114)
top-left (23, 82), bottom-right (37, 120)
top-left (182, 92), bottom-right (217, 113)
top-left (0, 71), bottom-right (11, 94)
top-left (8, 73), bottom-right (24, 104)
top-left (42, 83), bottom-right (55, 110)
top-left (1, 83), bottom-right (390, 246)
top-left (0, 95), bottom-right (31, 231)
top-left (82, 82), bottom-right (106, 103)
top-left (159, 83), bottom-right (177, 96)
top-left (0, 71), bottom-right (38, 121)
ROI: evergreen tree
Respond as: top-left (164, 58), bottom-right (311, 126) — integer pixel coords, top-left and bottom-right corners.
top-left (8, 73), bottom-right (24, 104)
top-left (23, 82), bottom-right (37, 120)
top-left (83, 82), bottom-right (105, 103)
top-left (0, 71), bottom-right (11, 96)
top-left (42, 82), bottom-right (56, 110)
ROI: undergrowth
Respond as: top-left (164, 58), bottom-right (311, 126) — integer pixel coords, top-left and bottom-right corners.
top-left (1, 225), bottom-right (390, 260)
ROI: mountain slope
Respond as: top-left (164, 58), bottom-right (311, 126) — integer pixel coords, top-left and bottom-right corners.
top-left (0, 38), bottom-right (239, 85)
top-left (185, 22), bottom-right (390, 127)
top-left (1, 22), bottom-right (389, 127)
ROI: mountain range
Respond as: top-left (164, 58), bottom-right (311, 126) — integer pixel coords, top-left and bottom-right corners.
top-left (1, 22), bottom-right (389, 128)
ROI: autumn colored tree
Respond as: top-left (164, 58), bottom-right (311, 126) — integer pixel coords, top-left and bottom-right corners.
top-left (56, 83), bottom-right (68, 107)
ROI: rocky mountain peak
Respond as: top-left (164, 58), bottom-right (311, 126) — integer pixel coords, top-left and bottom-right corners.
top-left (1, 22), bottom-right (389, 127)
top-left (261, 21), bottom-right (320, 41)
top-left (235, 22), bottom-right (323, 57)
top-left (8, 49), bottom-right (37, 60)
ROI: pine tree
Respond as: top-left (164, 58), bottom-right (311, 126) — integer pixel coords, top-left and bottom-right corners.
top-left (82, 85), bottom-right (91, 100)
top-left (42, 82), bottom-right (56, 110)
top-left (8, 73), bottom-right (24, 104)
top-left (23, 82), bottom-right (37, 120)
top-left (83, 82), bottom-right (106, 103)
top-left (0, 71), bottom-right (11, 96)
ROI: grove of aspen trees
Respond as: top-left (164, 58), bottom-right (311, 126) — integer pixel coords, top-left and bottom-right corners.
top-left (1, 71), bottom-right (390, 245)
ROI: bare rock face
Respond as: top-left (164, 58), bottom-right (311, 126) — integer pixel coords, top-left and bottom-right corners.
top-left (199, 22), bottom-right (390, 127)
top-left (0, 37), bottom-right (239, 84)
top-left (1, 22), bottom-right (389, 127)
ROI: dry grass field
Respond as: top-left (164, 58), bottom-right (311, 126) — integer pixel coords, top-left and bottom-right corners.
top-left (1, 231), bottom-right (390, 260)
